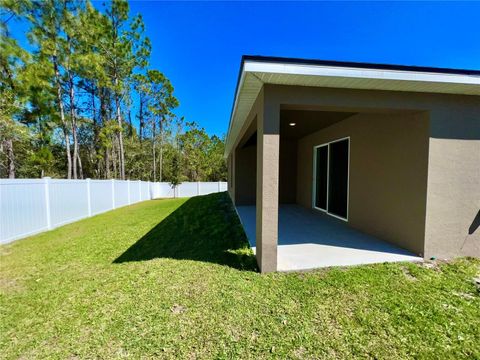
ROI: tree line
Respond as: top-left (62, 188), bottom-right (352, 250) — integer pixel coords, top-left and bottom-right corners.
top-left (0, 0), bottom-right (227, 182)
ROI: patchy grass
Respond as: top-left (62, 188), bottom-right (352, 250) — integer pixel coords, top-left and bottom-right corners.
top-left (1, 192), bottom-right (479, 359)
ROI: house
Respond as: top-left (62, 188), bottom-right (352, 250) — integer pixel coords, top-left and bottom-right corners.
top-left (225, 55), bottom-right (480, 273)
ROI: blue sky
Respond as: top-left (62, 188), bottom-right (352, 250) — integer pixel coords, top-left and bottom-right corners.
top-left (10, 1), bottom-right (480, 136)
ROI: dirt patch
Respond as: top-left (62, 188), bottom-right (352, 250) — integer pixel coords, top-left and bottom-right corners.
top-left (420, 259), bottom-right (450, 272)
top-left (400, 266), bottom-right (417, 281)
top-left (0, 247), bottom-right (12, 257)
top-left (473, 277), bottom-right (480, 293)
top-left (452, 291), bottom-right (476, 300)
top-left (292, 346), bottom-right (306, 359)
top-left (0, 277), bottom-right (25, 294)
top-left (171, 304), bottom-right (187, 314)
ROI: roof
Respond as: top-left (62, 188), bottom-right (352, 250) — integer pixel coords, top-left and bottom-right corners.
top-left (241, 55), bottom-right (480, 76)
top-left (225, 55), bottom-right (480, 156)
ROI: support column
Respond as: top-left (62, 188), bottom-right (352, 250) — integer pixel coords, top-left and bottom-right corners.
top-left (256, 100), bottom-right (280, 273)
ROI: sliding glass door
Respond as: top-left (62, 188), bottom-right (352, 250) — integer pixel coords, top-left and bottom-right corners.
top-left (313, 138), bottom-right (349, 220)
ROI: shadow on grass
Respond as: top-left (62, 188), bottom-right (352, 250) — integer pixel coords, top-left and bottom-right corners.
top-left (114, 192), bottom-right (258, 271)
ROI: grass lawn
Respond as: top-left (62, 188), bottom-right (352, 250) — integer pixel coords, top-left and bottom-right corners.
top-left (1, 192), bottom-right (479, 359)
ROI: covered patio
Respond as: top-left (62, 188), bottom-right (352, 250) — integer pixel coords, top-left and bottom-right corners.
top-left (226, 56), bottom-right (479, 272)
top-left (230, 103), bottom-right (428, 272)
top-left (237, 205), bottom-right (422, 271)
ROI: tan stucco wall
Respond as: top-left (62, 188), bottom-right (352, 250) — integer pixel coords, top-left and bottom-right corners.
top-left (229, 88), bottom-right (262, 205)
top-left (296, 112), bottom-right (429, 255)
top-left (234, 144), bottom-right (256, 205)
top-left (227, 153), bottom-right (234, 201)
top-left (231, 122), bottom-right (297, 205)
top-left (424, 114), bottom-right (480, 259)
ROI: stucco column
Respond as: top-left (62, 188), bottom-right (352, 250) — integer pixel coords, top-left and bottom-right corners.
top-left (256, 100), bottom-right (280, 273)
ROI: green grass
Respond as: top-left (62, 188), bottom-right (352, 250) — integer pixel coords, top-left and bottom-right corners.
top-left (1, 192), bottom-right (479, 359)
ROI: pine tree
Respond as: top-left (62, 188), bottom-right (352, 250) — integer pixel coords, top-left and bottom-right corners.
top-left (0, 0), bottom-right (227, 182)
top-left (146, 70), bottom-right (178, 181)
top-left (27, 0), bottom-right (75, 178)
top-left (0, 0), bottom-right (31, 178)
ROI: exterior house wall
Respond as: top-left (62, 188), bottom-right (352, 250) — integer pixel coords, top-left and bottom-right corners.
top-left (425, 109), bottom-right (480, 258)
top-left (229, 88), bottom-right (264, 205)
top-left (234, 144), bottom-right (256, 205)
top-left (227, 153), bottom-right (234, 201)
top-left (266, 84), bottom-right (479, 259)
top-left (296, 112), bottom-right (430, 255)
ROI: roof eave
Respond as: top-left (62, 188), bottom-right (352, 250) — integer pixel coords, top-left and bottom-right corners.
top-left (224, 56), bottom-right (480, 157)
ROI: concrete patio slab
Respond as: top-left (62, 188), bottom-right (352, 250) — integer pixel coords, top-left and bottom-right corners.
top-left (236, 205), bottom-right (423, 271)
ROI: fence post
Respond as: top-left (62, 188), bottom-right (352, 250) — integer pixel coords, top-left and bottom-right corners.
top-left (127, 179), bottom-right (131, 205)
top-left (111, 179), bottom-right (115, 209)
top-left (138, 180), bottom-right (142, 201)
top-left (43, 177), bottom-right (52, 230)
top-left (218, 181), bottom-right (221, 192)
top-left (86, 178), bottom-right (92, 217)
top-left (197, 181), bottom-right (200, 196)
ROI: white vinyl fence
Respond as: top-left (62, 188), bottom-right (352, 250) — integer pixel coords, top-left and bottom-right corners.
top-left (0, 178), bottom-right (227, 244)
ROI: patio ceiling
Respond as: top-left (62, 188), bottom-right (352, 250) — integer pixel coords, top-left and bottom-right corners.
top-left (280, 110), bottom-right (356, 140)
top-left (225, 55), bottom-right (480, 156)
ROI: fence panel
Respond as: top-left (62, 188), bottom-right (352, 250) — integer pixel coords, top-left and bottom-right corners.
top-left (177, 182), bottom-right (198, 198)
top-left (49, 179), bottom-right (89, 228)
top-left (141, 181), bottom-right (150, 201)
top-left (0, 179), bottom-right (48, 243)
top-left (219, 182), bottom-right (228, 192)
top-left (1, 179), bottom-right (227, 244)
top-left (152, 182), bottom-right (174, 198)
top-left (129, 181), bottom-right (140, 204)
top-left (113, 180), bottom-right (129, 208)
top-left (199, 182), bottom-right (220, 195)
top-left (90, 180), bottom-right (114, 215)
